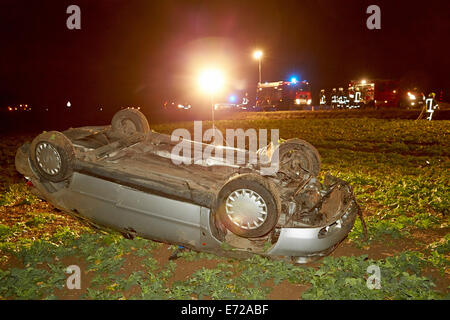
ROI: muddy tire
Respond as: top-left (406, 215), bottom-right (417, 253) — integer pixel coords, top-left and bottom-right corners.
top-left (29, 131), bottom-right (75, 182)
top-left (273, 138), bottom-right (321, 177)
top-left (216, 174), bottom-right (281, 238)
top-left (111, 109), bottom-right (150, 136)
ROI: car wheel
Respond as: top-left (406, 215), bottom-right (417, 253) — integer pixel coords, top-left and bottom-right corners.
top-left (111, 109), bottom-right (150, 136)
top-left (273, 138), bottom-right (321, 177)
top-left (29, 131), bottom-right (75, 182)
top-left (216, 174), bottom-right (281, 238)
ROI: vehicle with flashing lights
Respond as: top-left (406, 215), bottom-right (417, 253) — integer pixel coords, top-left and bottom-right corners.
top-left (214, 101), bottom-right (251, 112)
top-left (213, 103), bottom-right (240, 112)
top-left (256, 80), bottom-right (312, 111)
top-left (398, 88), bottom-right (425, 109)
top-left (15, 109), bottom-right (361, 263)
top-left (348, 79), bottom-right (425, 109)
top-left (163, 101), bottom-right (192, 111)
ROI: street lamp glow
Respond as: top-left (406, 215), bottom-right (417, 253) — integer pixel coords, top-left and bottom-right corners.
top-left (198, 69), bottom-right (225, 94)
top-left (253, 50), bottom-right (263, 60)
top-left (198, 68), bottom-right (225, 135)
top-left (361, 79), bottom-right (367, 84)
top-left (253, 50), bottom-right (263, 83)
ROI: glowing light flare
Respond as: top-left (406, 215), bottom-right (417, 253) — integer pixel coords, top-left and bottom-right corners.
top-left (253, 50), bottom-right (263, 60)
top-left (361, 79), bottom-right (367, 84)
top-left (198, 69), bottom-right (225, 94)
top-left (407, 92), bottom-right (416, 100)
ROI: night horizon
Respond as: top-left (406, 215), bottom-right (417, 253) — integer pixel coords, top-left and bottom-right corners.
top-left (1, 0), bottom-right (449, 112)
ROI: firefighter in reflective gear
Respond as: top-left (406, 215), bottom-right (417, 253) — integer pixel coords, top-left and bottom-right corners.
top-left (353, 87), bottom-right (362, 109)
top-left (319, 89), bottom-right (327, 108)
top-left (337, 87), bottom-right (346, 109)
top-left (417, 92), bottom-right (439, 120)
top-left (242, 92), bottom-right (249, 105)
top-left (331, 88), bottom-right (338, 109)
top-left (347, 88), bottom-right (354, 108)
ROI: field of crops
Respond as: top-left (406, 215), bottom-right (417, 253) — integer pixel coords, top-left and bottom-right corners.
top-left (0, 115), bottom-right (449, 300)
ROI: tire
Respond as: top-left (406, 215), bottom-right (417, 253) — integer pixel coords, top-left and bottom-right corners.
top-left (29, 131), bottom-right (75, 182)
top-left (273, 138), bottom-right (321, 177)
top-left (216, 174), bottom-right (281, 238)
top-left (111, 109), bottom-right (150, 136)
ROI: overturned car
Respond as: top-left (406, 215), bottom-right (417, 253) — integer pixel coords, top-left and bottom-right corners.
top-left (15, 109), bottom-right (360, 263)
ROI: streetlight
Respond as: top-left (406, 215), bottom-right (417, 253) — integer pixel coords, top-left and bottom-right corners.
top-left (253, 50), bottom-right (263, 84)
top-left (198, 68), bottom-right (225, 133)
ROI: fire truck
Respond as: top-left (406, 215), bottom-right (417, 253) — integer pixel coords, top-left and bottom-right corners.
top-left (256, 80), bottom-right (312, 111)
top-left (348, 79), bottom-right (425, 109)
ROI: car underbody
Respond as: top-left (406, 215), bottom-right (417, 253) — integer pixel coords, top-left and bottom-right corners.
top-left (15, 109), bottom-right (360, 263)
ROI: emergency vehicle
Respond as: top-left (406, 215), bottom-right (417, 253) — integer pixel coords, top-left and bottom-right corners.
top-left (348, 79), bottom-right (425, 109)
top-left (256, 80), bottom-right (312, 111)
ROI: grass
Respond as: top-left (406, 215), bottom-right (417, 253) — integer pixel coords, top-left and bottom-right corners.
top-left (0, 115), bottom-right (449, 299)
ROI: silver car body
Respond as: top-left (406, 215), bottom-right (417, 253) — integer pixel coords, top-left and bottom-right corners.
top-left (15, 125), bottom-right (358, 263)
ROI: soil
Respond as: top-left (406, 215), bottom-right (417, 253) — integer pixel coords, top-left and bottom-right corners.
top-left (265, 280), bottom-right (310, 300)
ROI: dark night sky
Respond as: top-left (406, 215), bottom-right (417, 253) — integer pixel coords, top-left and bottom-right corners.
top-left (1, 0), bottom-right (449, 112)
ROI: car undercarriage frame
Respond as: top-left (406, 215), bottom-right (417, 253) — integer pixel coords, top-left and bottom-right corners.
top-left (15, 110), bottom-right (360, 263)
